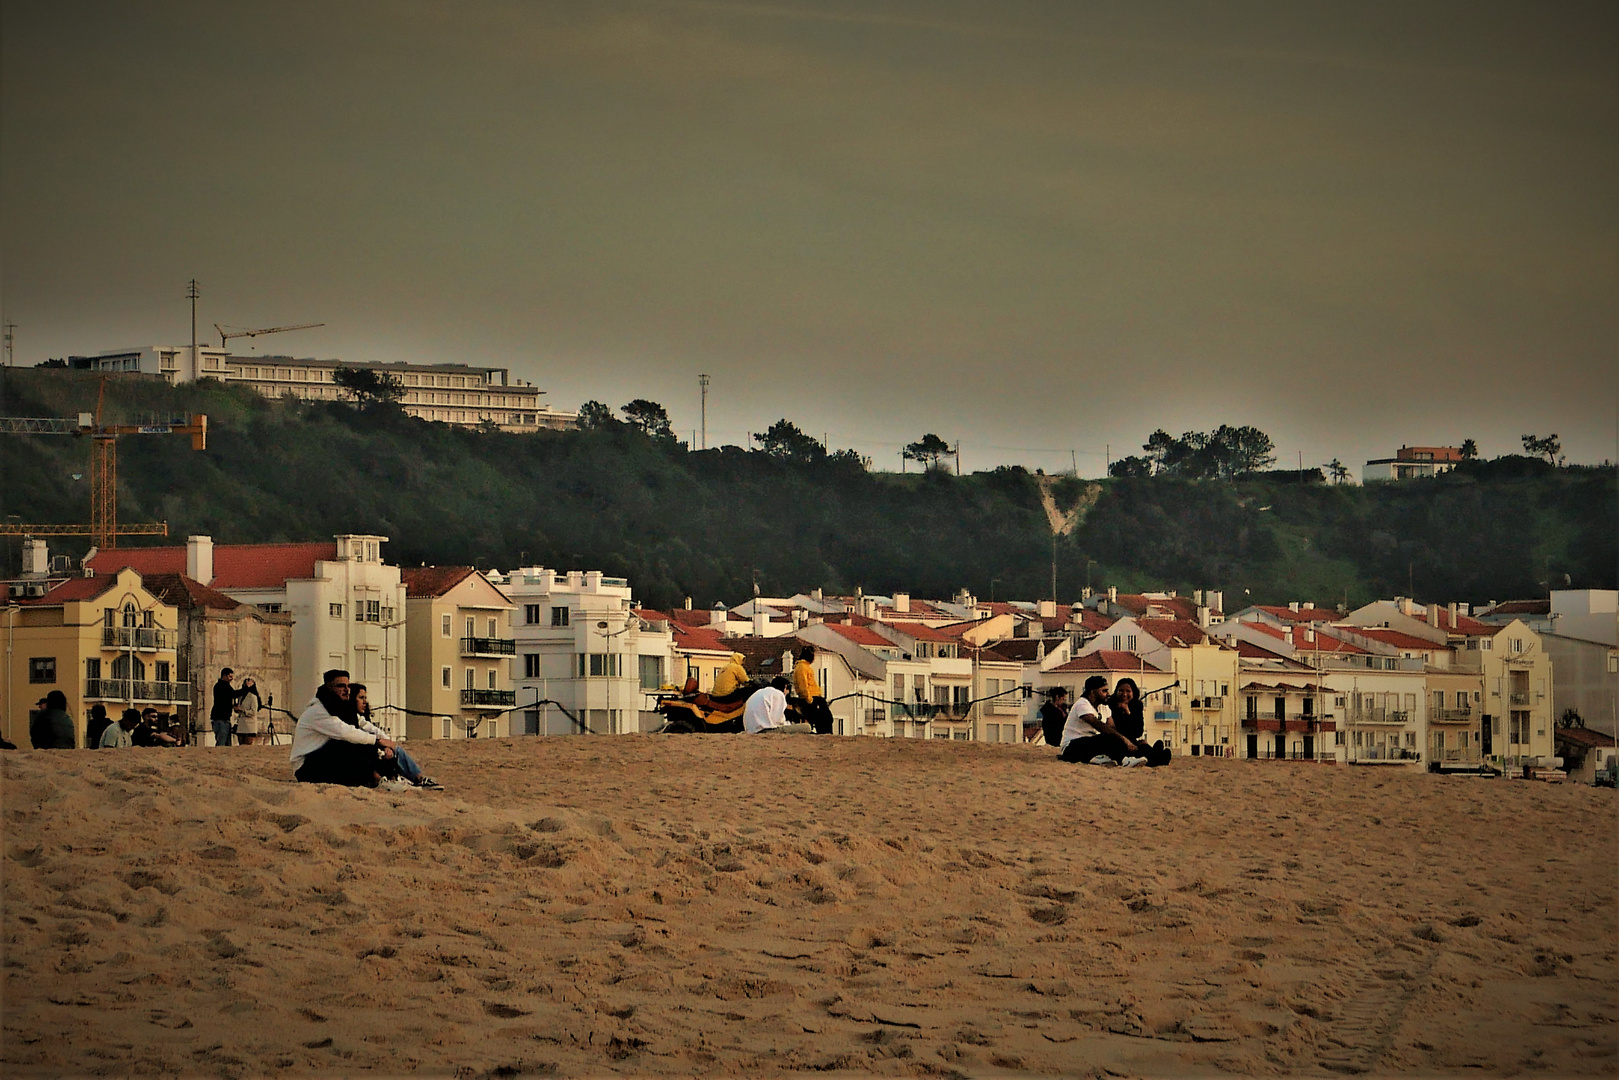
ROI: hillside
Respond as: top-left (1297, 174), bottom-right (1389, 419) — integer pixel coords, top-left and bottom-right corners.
top-left (1, 368), bottom-right (1612, 610)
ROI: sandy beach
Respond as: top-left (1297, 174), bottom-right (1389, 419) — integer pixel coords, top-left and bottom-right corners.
top-left (3, 736), bottom-right (1615, 1077)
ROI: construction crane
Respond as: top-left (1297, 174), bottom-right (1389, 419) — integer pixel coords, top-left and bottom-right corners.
top-left (0, 378), bottom-right (207, 549)
top-left (213, 321), bottom-right (324, 349)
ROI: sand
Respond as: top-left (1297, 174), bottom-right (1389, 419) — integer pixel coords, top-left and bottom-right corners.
top-left (3, 736), bottom-right (1615, 1078)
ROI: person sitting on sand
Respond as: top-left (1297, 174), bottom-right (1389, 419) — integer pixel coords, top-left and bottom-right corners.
top-left (743, 676), bottom-right (812, 734)
top-left (132, 707), bottom-right (179, 747)
top-left (101, 709), bottom-right (138, 748)
top-left (1038, 687), bottom-right (1069, 746)
top-left (290, 669), bottom-right (402, 787)
top-left (350, 682), bottom-right (441, 790)
top-left (1060, 676), bottom-right (1146, 766)
top-left (1107, 678), bottom-right (1170, 767)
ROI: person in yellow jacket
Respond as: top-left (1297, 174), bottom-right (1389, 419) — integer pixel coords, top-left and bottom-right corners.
top-left (712, 652), bottom-right (751, 702)
top-left (792, 645), bottom-right (834, 734)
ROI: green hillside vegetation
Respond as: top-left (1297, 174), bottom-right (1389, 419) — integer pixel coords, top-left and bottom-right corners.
top-left (2, 368), bottom-right (1612, 611)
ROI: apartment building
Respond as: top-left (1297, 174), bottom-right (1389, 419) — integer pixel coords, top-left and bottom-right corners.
top-left (89, 535), bottom-right (408, 737)
top-left (401, 567), bottom-right (517, 740)
top-left (2, 567), bottom-right (181, 748)
top-left (1362, 445), bottom-right (1464, 482)
top-left (1425, 668), bottom-right (1486, 769)
top-left (495, 568), bottom-right (673, 735)
top-left (66, 347), bottom-right (578, 434)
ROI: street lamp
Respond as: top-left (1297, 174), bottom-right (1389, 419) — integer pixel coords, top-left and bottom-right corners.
top-left (595, 613), bottom-right (637, 734)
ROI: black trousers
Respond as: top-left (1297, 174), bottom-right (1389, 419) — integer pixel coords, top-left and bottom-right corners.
top-left (805, 697), bottom-right (835, 735)
top-left (1060, 732), bottom-right (1131, 764)
top-left (296, 739), bottom-right (387, 787)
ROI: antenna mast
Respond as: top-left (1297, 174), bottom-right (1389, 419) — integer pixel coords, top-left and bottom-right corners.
top-left (2, 320), bottom-right (14, 366)
top-left (698, 373), bottom-right (709, 450)
top-left (186, 279), bottom-right (201, 352)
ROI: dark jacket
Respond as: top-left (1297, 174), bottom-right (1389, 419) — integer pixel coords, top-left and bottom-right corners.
top-left (86, 710), bottom-right (113, 749)
top-left (1039, 701), bottom-right (1068, 748)
top-left (210, 679), bottom-right (237, 723)
top-left (1111, 699), bottom-right (1146, 741)
top-left (40, 707), bottom-right (76, 749)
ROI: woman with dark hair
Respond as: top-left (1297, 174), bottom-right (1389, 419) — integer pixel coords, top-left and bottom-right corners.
top-left (1109, 678), bottom-right (1171, 766)
top-left (85, 704), bottom-right (112, 749)
top-left (351, 684), bottom-right (440, 790)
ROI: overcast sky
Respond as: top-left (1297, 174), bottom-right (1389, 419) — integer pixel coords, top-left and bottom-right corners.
top-left (2, 0), bottom-right (1614, 473)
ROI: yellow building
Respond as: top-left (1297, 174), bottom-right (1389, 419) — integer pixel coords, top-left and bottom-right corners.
top-left (3, 568), bottom-right (181, 747)
top-left (1425, 668), bottom-right (1486, 769)
top-left (401, 567), bottom-right (516, 740)
top-left (1457, 618), bottom-right (1556, 767)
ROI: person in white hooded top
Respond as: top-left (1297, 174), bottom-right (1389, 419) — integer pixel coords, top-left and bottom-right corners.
top-left (290, 669), bottom-right (399, 787)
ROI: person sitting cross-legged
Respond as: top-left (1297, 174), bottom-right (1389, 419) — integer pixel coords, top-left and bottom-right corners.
top-left (1059, 675), bottom-right (1147, 767)
top-left (350, 683), bottom-right (441, 790)
top-left (744, 676), bottom-right (812, 734)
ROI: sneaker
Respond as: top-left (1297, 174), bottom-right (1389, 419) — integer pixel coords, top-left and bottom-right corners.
top-left (1120, 756), bottom-right (1149, 768)
top-left (377, 778), bottom-right (413, 793)
top-left (1088, 754), bottom-right (1118, 766)
top-left (412, 777), bottom-right (444, 790)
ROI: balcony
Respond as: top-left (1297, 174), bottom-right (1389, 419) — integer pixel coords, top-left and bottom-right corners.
top-left (1347, 709), bottom-right (1409, 725)
top-left (1243, 717), bottom-right (1282, 732)
top-left (1432, 708), bottom-right (1474, 723)
top-left (1190, 696), bottom-right (1225, 711)
top-left (1252, 749), bottom-right (1335, 762)
top-left (461, 688), bottom-right (516, 709)
top-left (1153, 710), bottom-right (1181, 721)
top-left (101, 627), bottom-right (176, 651)
top-left (461, 636), bottom-right (517, 657)
top-left (1347, 748), bottom-right (1422, 763)
top-left (86, 678), bottom-right (187, 703)
top-left (1431, 747), bottom-right (1484, 766)
top-left (1509, 692), bottom-right (1531, 705)
top-left (864, 708), bottom-right (887, 724)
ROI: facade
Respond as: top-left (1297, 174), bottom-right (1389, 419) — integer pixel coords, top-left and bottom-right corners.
top-left (1424, 668), bottom-right (1486, 769)
top-left (142, 573), bottom-right (294, 745)
top-left (495, 568), bottom-right (673, 735)
top-left (2, 568), bottom-right (181, 748)
top-left (1238, 674), bottom-right (1336, 763)
top-left (65, 347), bottom-right (578, 434)
top-left (89, 535), bottom-right (408, 737)
top-left (1540, 634), bottom-right (1618, 738)
top-left (1362, 445), bottom-right (1464, 482)
top-left (1456, 618), bottom-right (1556, 768)
top-left (401, 567), bottom-right (517, 740)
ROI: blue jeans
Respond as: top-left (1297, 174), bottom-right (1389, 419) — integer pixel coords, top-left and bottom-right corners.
top-left (212, 719), bottom-right (232, 746)
top-left (391, 746), bottom-right (423, 783)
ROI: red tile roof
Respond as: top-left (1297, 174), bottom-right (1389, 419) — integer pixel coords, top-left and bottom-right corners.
top-left (1136, 619), bottom-right (1212, 647)
top-left (16, 574), bottom-right (123, 606)
top-left (1288, 628), bottom-right (1366, 654)
top-left (1430, 609), bottom-right (1495, 636)
top-left (671, 624), bottom-right (730, 653)
top-left (986, 639), bottom-right (1051, 662)
top-left (400, 565), bottom-right (479, 598)
top-left (1235, 639), bottom-right (1292, 659)
top-left (824, 622), bottom-right (896, 648)
top-left (884, 620), bottom-right (956, 643)
top-left (1254, 605), bottom-right (1341, 623)
top-left (1555, 727), bottom-right (1615, 750)
top-left (141, 572), bottom-right (243, 611)
top-left (666, 608), bottom-right (722, 628)
top-left (1246, 620), bottom-right (1291, 640)
top-left (1051, 651), bottom-right (1166, 674)
top-left (1482, 599), bottom-right (1549, 616)
top-left (1074, 610), bottom-right (1116, 633)
top-left (1354, 627), bottom-right (1449, 651)
top-left (88, 541), bottom-right (338, 590)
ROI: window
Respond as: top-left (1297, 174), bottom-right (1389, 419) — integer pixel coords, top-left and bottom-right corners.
top-left (441, 666), bottom-right (451, 689)
top-left (466, 616), bottom-right (476, 638)
top-left (524, 654), bottom-right (541, 678)
top-left (551, 606), bottom-right (569, 627)
top-left (1245, 696), bottom-right (1258, 720)
top-left (583, 653), bottom-right (621, 678)
top-left (487, 718), bottom-right (499, 738)
top-left (1610, 655), bottom-right (1618, 674)
top-left (28, 657), bottom-right (56, 684)
top-left (155, 661), bottom-right (170, 683)
top-left (893, 674), bottom-right (904, 700)
top-left (953, 685), bottom-right (970, 712)
top-left (639, 654), bottom-right (663, 691)
top-left (442, 614), bottom-right (452, 637)
top-left (442, 718), bottom-right (451, 739)
top-left (465, 668), bottom-right (475, 689)
top-left (330, 603), bottom-right (344, 619)
top-left (525, 604), bottom-right (541, 625)
top-left (86, 657), bottom-right (101, 680)
top-left (367, 600), bottom-right (381, 622)
top-left (257, 602), bottom-right (283, 615)
top-left (487, 618), bottom-right (498, 638)
top-left (1126, 635), bottom-right (1137, 651)
top-left (487, 669), bottom-right (497, 690)
top-left (1433, 690), bottom-right (1445, 711)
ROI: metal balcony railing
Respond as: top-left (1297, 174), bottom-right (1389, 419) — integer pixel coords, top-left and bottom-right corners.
top-left (1431, 748), bottom-right (1484, 765)
top-left (1153, 710), bottom-right (1181, 721)
top-left (1191, 696), bottom-right (1225, 710)
top-left (864, 708), bottom-right (887, 724)
top-left (101, 627), bottom-right (176, 651)
top-left (461, 688), bottom-right (516, 708)
top-left (1509, 692), bottom-right (1531, 705)
top-left (1347, 709), bottom-right (1410, 724)
top-left (86, 679), bottom-right (187, 702)
top-left (1347, 748), bottom-right (1422, 762)
top-left (1432, 708), bottom-right (1474, 722)
top-left (460, 636), bottom-right (517, 657)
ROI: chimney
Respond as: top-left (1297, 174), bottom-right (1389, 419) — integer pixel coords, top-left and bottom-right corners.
top-left (752, 607), bottom-right (767, 637)
top-left (1210, 590), bottom-right (1223, 614)
top-left (1107, 586), bottom-right (1118, 604)
top-left (1427, 605), bottom-right (1440, 627)
top-left (684, 596), bottom-right (693, 610)
top-left (710, 603), bottom-right (727, 628)
top-left (1458, 603), bottom-right (1470, 617)
top-left (1038, 599), bottom-right (1057, 619)
top-left (1304, 599), bottom-right (1314, 611)
top-left (1194, 589), bottom-right (1204, 605)
top-left (1197, 605), bottom-right (1210, 628)
top-left (186, 535), bottom-right (214, 585)
top-left (1398, 597), bottom-right (1415, 616)
top-left (1288, 601), bottom-right (1300, 612)
top-left (1448, 602), bottom-right (1458, 625)
top-left (1305, 627), bottom-right (1316, 644)
top-left (21, 539), bottom-right (48, 576)
top-left (893, 591), bottom-right (910, 614)
top-left (811, 587), bottom-right (823, 602)
top-left (862, 597), bottom-right (877, 618)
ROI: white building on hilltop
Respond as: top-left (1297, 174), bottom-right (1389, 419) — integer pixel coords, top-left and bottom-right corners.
top-left (492, 568), bottom-right (672, 735)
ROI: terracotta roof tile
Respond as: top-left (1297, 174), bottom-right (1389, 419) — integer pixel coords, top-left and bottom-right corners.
top-left (141, 572), bottom-right (243, 611)
top-left (1051, 651), bottom-right (1167, 674)
top-left (1354, 627), bottom-right (1451, 652)
top-left (400, 565), bottom-right (479, 598)
top-left (1555, 727), bottom-right (1615, 749)
top-left (671, 624), bottom-right (730, 653)
top-left (1136, 619), bottom-right (1212, 647)
top-left (824, 623), bottom-right (896, 648)
top-left (88, 541), bottom-right (338, 590)
top-left (15, 575), bottom-right (123, 606)
top-left (884, 621), bottom-right (956, 643)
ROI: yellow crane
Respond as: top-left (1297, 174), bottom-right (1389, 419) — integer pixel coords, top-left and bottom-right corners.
top-left (0, 378), bottom-right (207, 549)
top-left (213, 321), bottom-right (324, 349)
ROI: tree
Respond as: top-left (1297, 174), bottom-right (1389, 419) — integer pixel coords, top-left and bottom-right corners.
top-left (1522, 433), bottom-right (1561, 465)
top-left (753, 419), bottom-right (826, 463)
top-left (1109, 455), bottom-right (1152, 478)
top-left (621, 399), bottom-right (674, 441)
top-left (1214, 425), bottom-right (1276, 477)
top-left (1327, 458), bottom-right (1350, 484)
top-left (902, 433), bottom-right (953, 471)
top-left (1459, 438), bottom-right (1478, 461)
top-left (333, 366), bottom-right (405, 408)
top-left (577, 400), bottom-right (617, 430)
top-left (1142, 430), bottom-right (1177, 475)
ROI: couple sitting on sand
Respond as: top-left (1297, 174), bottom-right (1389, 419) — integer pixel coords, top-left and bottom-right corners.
top-left (1054, 675), bottom-right (1170, 768)
top-left (289, 670), bottom-right (442, 790)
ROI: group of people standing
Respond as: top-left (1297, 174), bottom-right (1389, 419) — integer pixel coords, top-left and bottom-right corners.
top-left (1036, 676), bottom-right (1171, 767)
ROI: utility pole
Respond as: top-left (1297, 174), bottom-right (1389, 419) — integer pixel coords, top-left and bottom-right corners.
top-left (186, 279), bottom-right (200, 356)
top-left (2, 320), bottom-right (14, 366)
top-left (698, 373), bottom-right (709, 450)
top-left (954, 441), bottom-right (961, 476)
top-left (1070, 449), bottom-right (1077, 475)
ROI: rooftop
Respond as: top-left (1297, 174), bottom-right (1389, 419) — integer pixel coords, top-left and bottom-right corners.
top-left (88, 541), bottom-right (338, 591)
top-left (1051, 651), bottom-right (1167, 674)
top-left (400, 566), bottom-right (480, 598)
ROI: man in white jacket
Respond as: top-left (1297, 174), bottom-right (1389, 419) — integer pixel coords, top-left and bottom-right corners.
top-left (290, 669), bottom-right (400, 787)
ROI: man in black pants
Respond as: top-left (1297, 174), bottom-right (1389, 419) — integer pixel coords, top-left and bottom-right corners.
top-left (1059, 675), bottom-right (1144, 765)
